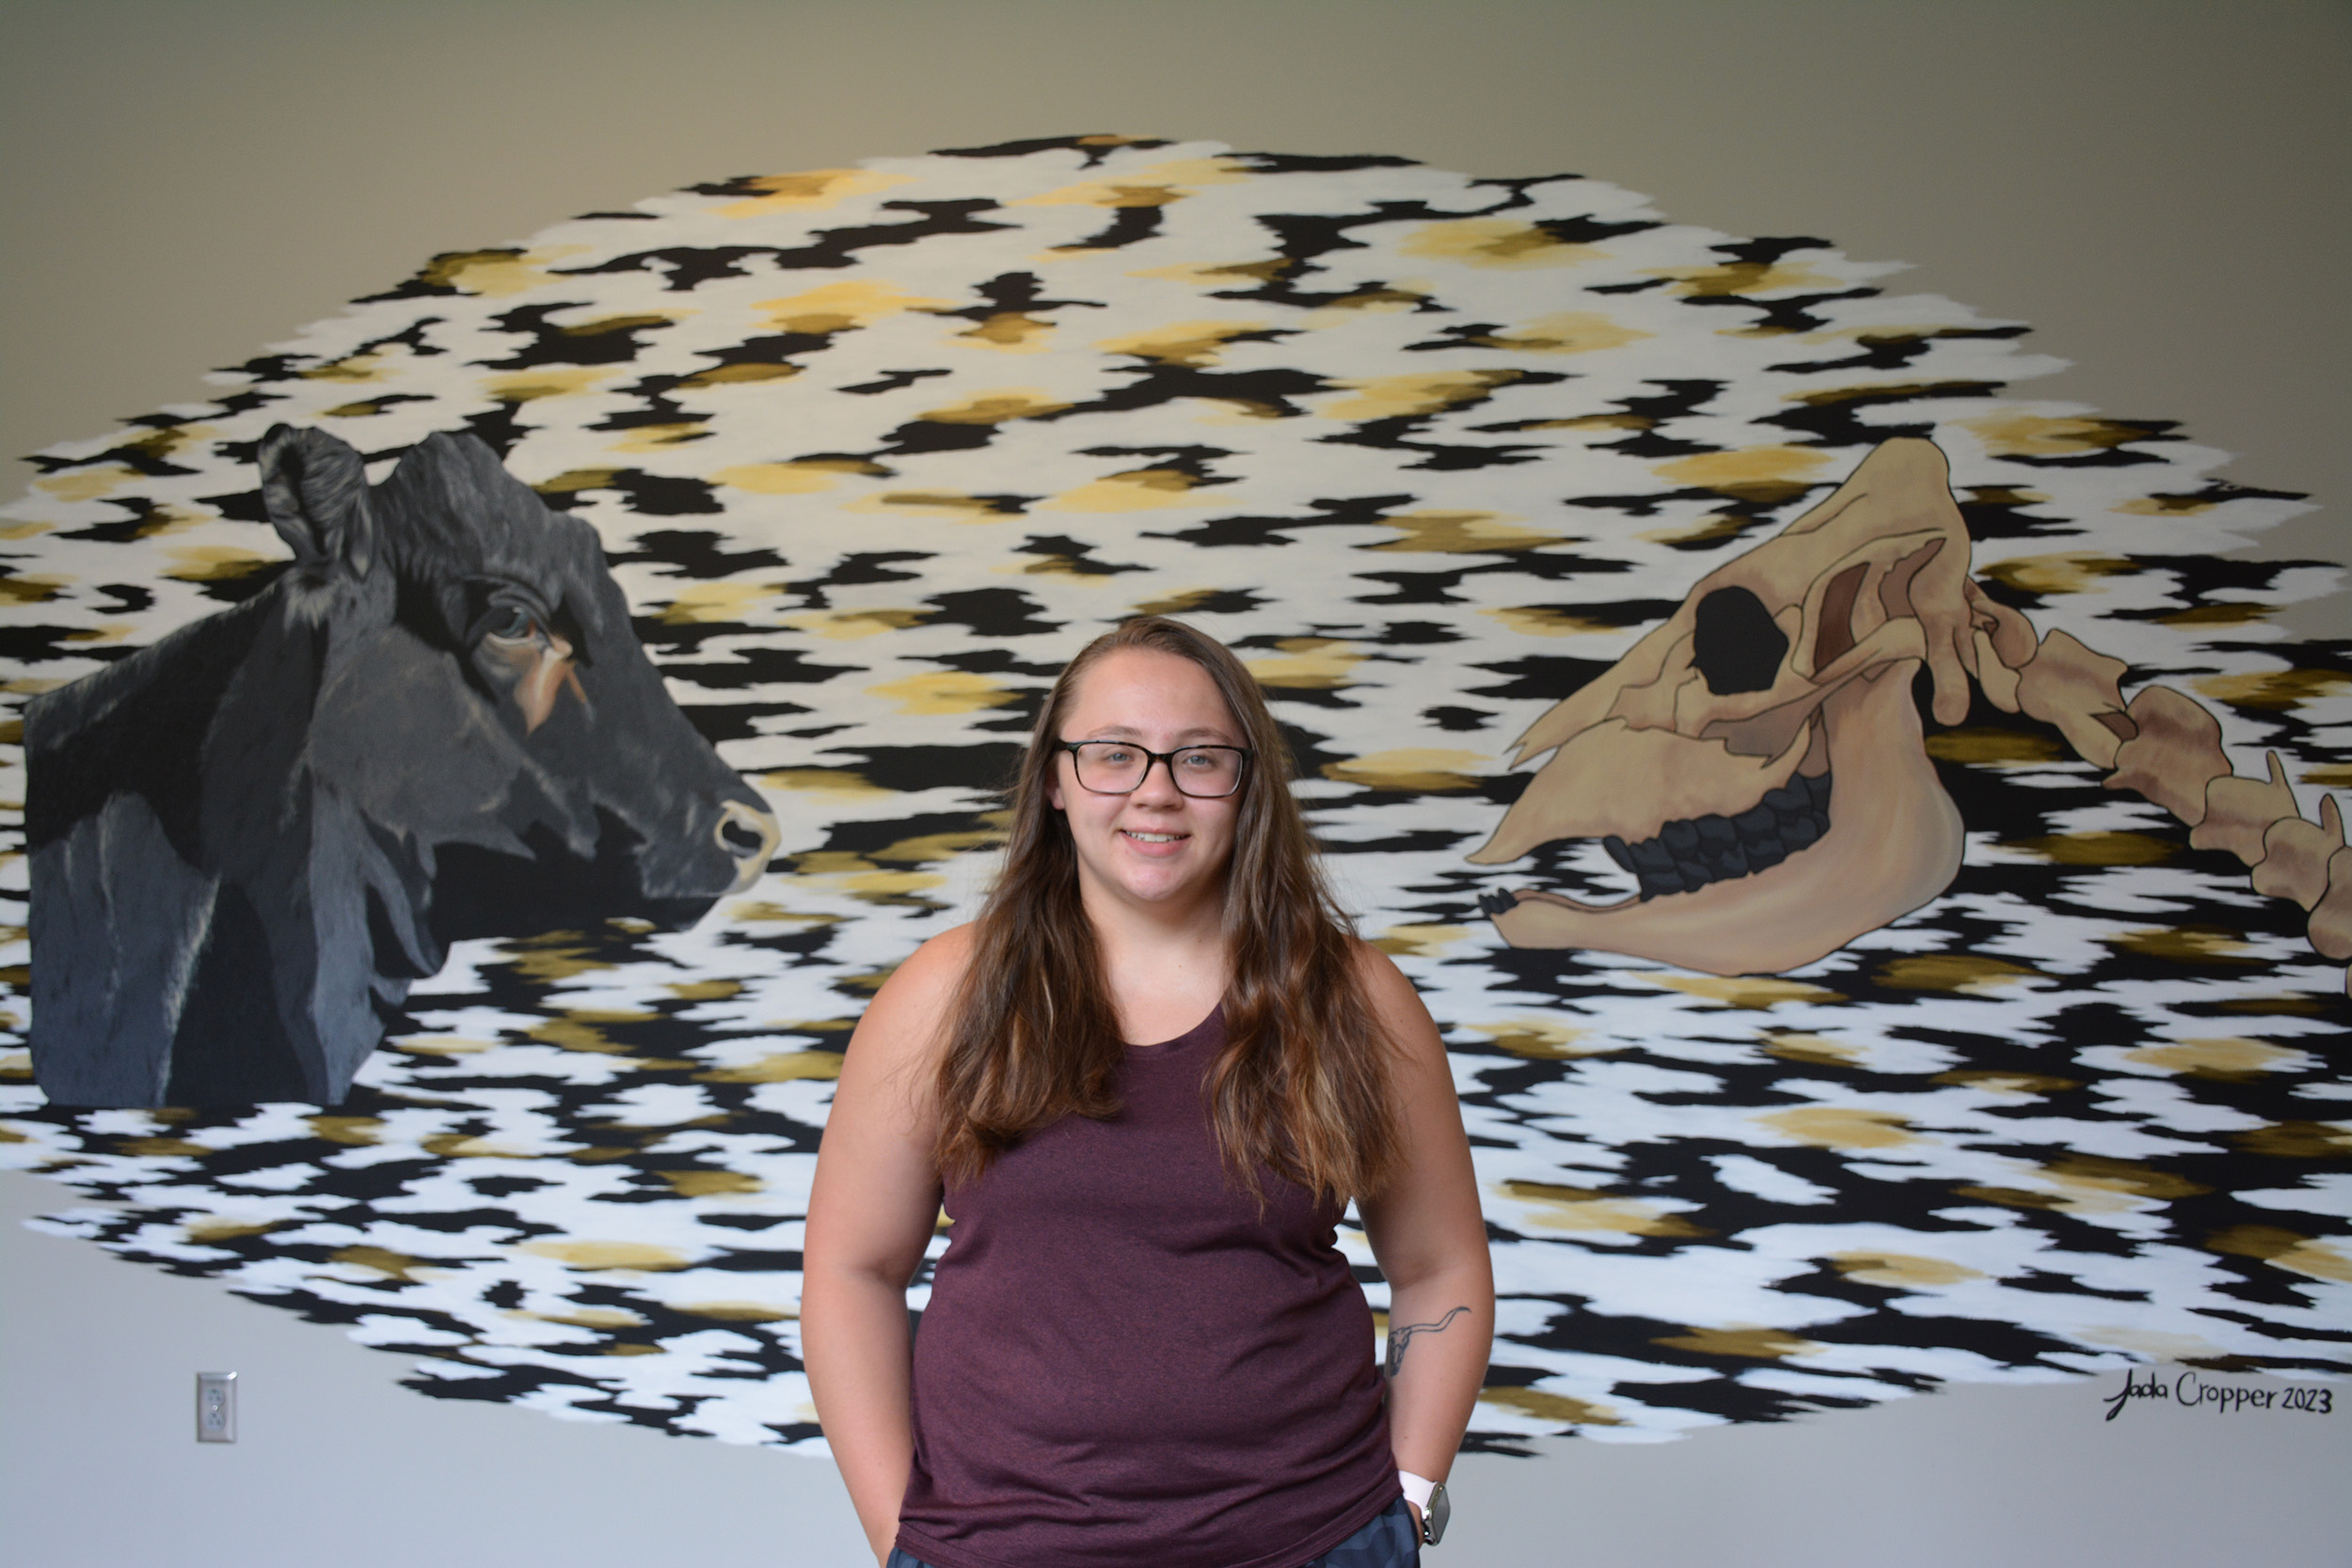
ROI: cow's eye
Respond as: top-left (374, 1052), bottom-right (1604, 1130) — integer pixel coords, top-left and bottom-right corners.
top-left (485, 605), bottom-right (537, 643)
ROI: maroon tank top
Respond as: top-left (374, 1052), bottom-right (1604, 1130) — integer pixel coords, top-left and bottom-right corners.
top-left (894, 1007), bottom-right (1399, 1568)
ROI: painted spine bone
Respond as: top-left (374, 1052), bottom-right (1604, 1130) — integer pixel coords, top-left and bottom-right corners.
top-left (1963, 579), bottom-right (2352, 991)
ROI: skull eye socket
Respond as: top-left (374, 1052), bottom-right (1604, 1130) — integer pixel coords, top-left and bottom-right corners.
top-left (1692, 586), bottom-right (1789, 695)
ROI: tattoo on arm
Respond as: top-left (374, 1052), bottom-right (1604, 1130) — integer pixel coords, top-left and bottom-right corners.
top-left (1386, 1305), bottom-right (1470, 1378)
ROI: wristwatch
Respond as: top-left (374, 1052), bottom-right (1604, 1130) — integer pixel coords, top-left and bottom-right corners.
top-left (1397, 1470), bottom-right (1450, 1546)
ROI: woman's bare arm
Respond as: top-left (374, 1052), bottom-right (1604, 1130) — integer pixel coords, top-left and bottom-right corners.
top-left (802, 927), bottom-right (969, 1565)
top-left (1353, 945), bottom-right (1495, 1518)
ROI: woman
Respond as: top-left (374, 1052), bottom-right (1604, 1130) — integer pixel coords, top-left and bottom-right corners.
top-left (803, 616), bottom-right (1493, 1568)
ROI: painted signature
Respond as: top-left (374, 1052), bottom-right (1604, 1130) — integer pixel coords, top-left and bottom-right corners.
top-left (2102, 1366), bottom-right (2335, 1422)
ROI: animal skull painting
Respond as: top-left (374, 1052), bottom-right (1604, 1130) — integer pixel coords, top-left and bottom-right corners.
top-left (1473, 436), bottom-right (2352, 988)
top-left (1471, 438), bottom-right (1980, 974)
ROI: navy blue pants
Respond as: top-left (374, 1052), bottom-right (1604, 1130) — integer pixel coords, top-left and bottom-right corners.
top-left (887, 1497), bottom-right (1421, 1568)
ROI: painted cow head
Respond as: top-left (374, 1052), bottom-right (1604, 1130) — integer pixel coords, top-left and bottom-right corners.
top-left (1470, 437), bottom-right (1982, 974)
top-left (26, 425), bottom-right (782, 1107)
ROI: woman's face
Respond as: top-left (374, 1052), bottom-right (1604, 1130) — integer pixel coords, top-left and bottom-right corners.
top-left (1048, 646), bottom-right (1246, 919)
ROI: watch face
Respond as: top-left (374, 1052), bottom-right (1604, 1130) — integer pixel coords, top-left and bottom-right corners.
top-left (1423, 1482), bottom-right (1450, 1546)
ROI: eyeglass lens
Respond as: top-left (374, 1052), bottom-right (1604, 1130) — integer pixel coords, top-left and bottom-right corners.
top-left (1069, 743), bottom-right (1245, 797)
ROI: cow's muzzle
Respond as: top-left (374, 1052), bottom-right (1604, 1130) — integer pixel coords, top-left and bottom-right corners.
top-left (717, 799), bottom-right (782, 894)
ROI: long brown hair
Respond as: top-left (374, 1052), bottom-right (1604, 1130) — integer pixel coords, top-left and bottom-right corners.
top-left (932, 616), bottom-right (1401, 1205)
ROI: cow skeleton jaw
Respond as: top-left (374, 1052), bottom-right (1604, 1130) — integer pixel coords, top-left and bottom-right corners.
top-left (1470, 438), bottom-right (1973, 974)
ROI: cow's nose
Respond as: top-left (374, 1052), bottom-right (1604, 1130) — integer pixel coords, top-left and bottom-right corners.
top-left (716, 799), bottom-right (782, 893)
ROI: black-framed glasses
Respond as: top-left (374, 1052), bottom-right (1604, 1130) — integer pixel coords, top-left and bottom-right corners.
top-left (1058, 741), bottom-right (1251, 798)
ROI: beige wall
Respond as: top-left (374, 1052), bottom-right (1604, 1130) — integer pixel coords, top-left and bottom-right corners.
top-left (2, 5), bottom-right (2346, 1565)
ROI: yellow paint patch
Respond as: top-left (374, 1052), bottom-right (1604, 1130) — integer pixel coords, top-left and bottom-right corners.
top-left (162, 546), bottom-right (274, 583)
top-left (761, 768), bottom-right (890, 800)
top-left (300, 352), bottom-right (395, 384)
top-left (719, 167), bottom-right (917, 216)
top-left (1244, 639), bottom-right (1364, 689)
top-left (420, 245), bottom-right (587, 297)
top-left (1963, 412), bottom-right (2154, 458)
top-left (532, 468), bottom-right (620, 495)
top-left (2079, 1327), bottom-right (2227, 1361)
top-left (1831, 1252), bottom-right (1983, 1288)
top-left (1498, 1180), bottom-right (1710, 1238)
top-left (787, 608), bottom-right (927, 640)
top-left (2128, 1037), bottom-right (2302, 1079)
top-left (2303, 766), bottom-right (2352, 787)
top-left (658, 581), bottom-right (777, 626)
top-left (1365, 511), bottom-right (1565, 553)
top-left (712, 461), bottom-right (864, 495)
top-left (1980, 553), bottom-right (2138, 595)
top-left (1638, 974), bottom-right (1845, 1008)
top-left (1133, 259), bottom-right (1294, 289)
top-left (333, 1245), bottom-right (424, 1280)
top-left (658, 1170), bottom-right (764, 1197)
top-left (519, 1241), bottom-right (691, 1273)
top-left (867, 671), bottom-right (1020, 715)
top-left (1923, 729), bottom-right (2069, 768)
top-left (605, 422), bottom-right (708, 453)
top-left (185, 1216), bottom-right (282, 1242)
top-left (527, 1019), bottom-right (632, 1056)
top-left (1874, 955), bottom-right (2043, 994)
top-left (2005, 832), bottom-right (2174, 866)
top-left (951, 311), bottom-right (1056, 352)
top-left (1960, 1155), bottom-right (2209, 1216)
top-left (699, 1052), bottom-right (845, 1084)
top-left (849, 490), bottom-right (1021, 520)
top-left (35, 465), bottom-right (139, 503)
top-left (2117, 492), bottom-right (2218, 516)
top-left (1482, 606), bottom-right (1619, 636)
top-left (2206, 1227), bottom-right (2352, 1285)
top-left (115, 1138), bottom-right (211, 1158)
top-left (1324, 750), bottom-right (1487, 792)
top-left (482, 367), bottom-right (611, 403)
top-left (1478, 1386), bottom-right (1622, 1426)
top-left (1321, 370), bottom-right (1520, 421)
top-left (2194, 669), bottom-right (2348, 712)
top-left (1655, 446), bottom-right (1832, 504)
top-left (664, 979), bottom-right (742, 1003)
top-left (918, 389), bottom-right (1073, 425)
top-left (1470, 1021), bottom-right (1605, 1060)
top-left (1372, 924), bottom-right (1475, 958)
top-left (1762, 1033), bottom-right (1862, 1068)
top-left (1478, 311), bottom-right (1650, 354)
top-left (1652, 261), bottom-right (1843, 298)
top-left (1931, 1069), bottom-right (2080, 1096)
top-left (1759, 1107), bottom-right (1915, 1149)
top-left (1098, 320), bottom-right (1271, 367)
top-left (1130, 587), bottom-right (1229, 616)
top-left (500, 933), bottom-right (618, 983)
top-left (421, 1134), bottom-right (535, 1160)
top-left (755, 280), bottom-right (952, 337)
top-left (1042, 467), bottom-right (1211, 511)
top-left (2104, 927), bottom-right (2258, 965)
top-left (389, 1037), bottom-right (496, 1057)
top-left (0, 573), bottom-right (68, 604)
top-left (679, 361), bottom-right (803, 388)
top-left (675, 1301), bottom-right (793, 1322)
top-left (305, 1116), bottom-right (384, 1146)
top-left (873, 829), bottom-right (1003, 864)
top-left (1017, 157), bottom-right (1250, 209)
top-left (2234, 1121), bottom-right (2352, 1158)
top-left (1402, 220), bottom-right (1600, 268)
top-left (517, 1306), bottom-right (645, 1329)
top-left (1653, 1325), bottom-right (1818, 1360)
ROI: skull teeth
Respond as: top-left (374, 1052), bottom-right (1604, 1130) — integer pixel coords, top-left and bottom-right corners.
top-left (1600, 768), bottom-right (1833, 900)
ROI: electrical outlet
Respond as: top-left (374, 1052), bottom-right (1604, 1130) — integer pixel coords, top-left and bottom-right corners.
top-left (196, 1371), bottom-right (236, 1443)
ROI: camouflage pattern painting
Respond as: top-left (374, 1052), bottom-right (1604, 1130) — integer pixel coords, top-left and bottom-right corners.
top-left (1, 137), bottom-right (2344, 1452)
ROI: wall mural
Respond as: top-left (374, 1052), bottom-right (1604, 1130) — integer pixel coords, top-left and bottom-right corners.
top-left (1, 136), bottom-right (2344, 1452)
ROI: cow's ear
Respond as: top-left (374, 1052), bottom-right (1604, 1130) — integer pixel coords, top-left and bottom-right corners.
top-left (261, 424), bottom-right (375, 578)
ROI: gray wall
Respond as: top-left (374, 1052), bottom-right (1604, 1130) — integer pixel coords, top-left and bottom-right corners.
top-left (3, 4), bottom-right (2346, 1564)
